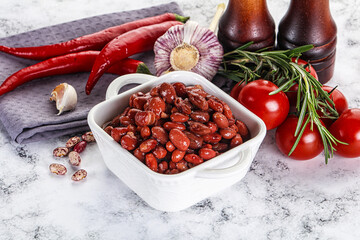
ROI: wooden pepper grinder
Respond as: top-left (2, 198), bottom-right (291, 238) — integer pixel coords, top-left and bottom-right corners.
top-left (277, 0), bottom-right (337, 84)
top-left (218, 0), bottom-right (275, 52)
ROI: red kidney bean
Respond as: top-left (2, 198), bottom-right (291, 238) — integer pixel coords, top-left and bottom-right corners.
top-left (188, 121), bottom-right (212, 135)
top-left (202, 143), bottom-right (212, 149)
top-left (119, 115), bottom-right (134, 126)
top-left (230, 134), bottom-right (243, 148)
top-left (169, 160), bottom-right (177, 170)
top-left (140, 126), bottom-right (151, 139)
top-left (120, 132), bottom-right (137, 151)
top-left (171, 149), bottom-right (186, 163)
top-left (111, 127), bottom-right (128, 142)
top-left (135, 111), bottom-right (156, 126)
top-left (198, 148), bottom-right (217, 160)
top-left (139, 139), bottom-right (158, 153)
top-left (145, 96), bottom-right (166, 119)
top-left (165, 141), bottom-right (176, 152)
top-left (174, 97), bottom-right (192, 115)
top-left (203, 133), bottom-right (222, 144)
top-left (212, 112), bottom-right (229, 129)
top-left (150, 85), bottom-right (160, 97)
top-left (163, 122), bottom-right (186, 131)
top-left (131, 95), bottom-right (150, 110)
top-left (186, 86), bottom-right (207, 97)
top-left (121, 106), bottom-right (130, 115)
top-left (170, 112), bottom-right (189, 122)
top-left (145, 153), bottom-right (158, 172)
top-left (219, 100), bottom-right (233, 119)
top-left (172, 82), bottom-right (187, 98)
top-left (158, 161), bottom-right (168, 173)
top-left (219, 127), bottom-right (237, 139)
top-left (133, 148), bottom-right (145, 162)
top-left (66, 136), bottom-right (81, 148)
top-left (206, 122), bottom-right (218, 133)
top-left (73, 141), bottom-right (87, 153)
top-left (104, 126), bottom-right (113, 135)
top-left (228, 118), bottom-right (236, 126)
top-left (110, 114), bottom-right (122, 127)
top-left (159, 82), bottom-right (177, 104)
top-left (129, 92), bottom-right (144, 106)
top-left (229, 123), bottom-right (238, 132)
top-left (176, 160), bottom-right (189, 172)
top-left (165, 169), bottom-right (180, 174)
top-left (188, 91), bottom-right (208, 111)
top-left (152, 126), bottom-right (168, 145)
top-left (236, 119), bottom-right (250, 139)
top-left (184, 154), bottom-right (204, 165)
top-left (127, 108), bottom-right (141, 120)
top-left (169, 129), bottom-right (190, 151)
top-left (190, 111), bottom-right (210, 123)
top-left (212, 142), bottom-right (229, 152)
top-left (152, 146), bottom-right (167, 159)
top-left (208, 98), bottom-right (224, 112)
top-left (183, 131), bottom-right (203, 149)
top-left (154, 118), bottom-right (166, 127)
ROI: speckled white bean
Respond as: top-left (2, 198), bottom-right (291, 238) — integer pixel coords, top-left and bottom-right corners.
top-left (71, 169), bottom-right (87, 181)
top-left (49, 163), bottom-right (67, 175)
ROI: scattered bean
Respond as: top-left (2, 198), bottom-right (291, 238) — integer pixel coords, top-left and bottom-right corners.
top-left (66, 136), bottom-right (81, 148)
top-left (73, 141), bottom-right (87, 153)
top-left (82, 131), bottom-right (95, 143)
top-left (71, 169), bottom-right (87, 181)
top-left (53, 147), bottom-right (69, 157)
top-left (49, 163), bottom-right (67, 175)
top-left (69, 151), bottom-right (81, 166)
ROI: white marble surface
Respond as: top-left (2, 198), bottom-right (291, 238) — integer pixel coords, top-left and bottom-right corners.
top-left (1, 0), bottom-right (360, 239)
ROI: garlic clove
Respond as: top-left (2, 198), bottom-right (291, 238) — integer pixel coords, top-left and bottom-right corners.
top-left (50, 83), bottom-right (77, 115)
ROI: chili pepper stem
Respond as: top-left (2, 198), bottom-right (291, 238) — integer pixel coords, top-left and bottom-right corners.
top-left (174, 14), bottom-right (190, 23)
top-left (136, 63), bottom-right (152, 75)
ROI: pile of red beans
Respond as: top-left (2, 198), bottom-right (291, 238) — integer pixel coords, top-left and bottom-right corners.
top-left (103, 82), bottom-right (250, 174)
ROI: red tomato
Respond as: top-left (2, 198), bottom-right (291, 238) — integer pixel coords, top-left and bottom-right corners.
top-left (238, 79), bottom-right (290, 130)
top-left (276, 116), bottom-right (324, 160)
top-left (321, 85), bottom-right (348, 115)
top-left (285, 84), bottom-right (299, 109)
top-left (291, 58), bottom-right (318, 80)
top-left (329, 108), bottom-right (360, 158)
top-left (319, 86), bottom-right (348, 128)
top-left (230, 82), bottom-right (246, 99)
top-left (286, 58), bottom-right (319, 108)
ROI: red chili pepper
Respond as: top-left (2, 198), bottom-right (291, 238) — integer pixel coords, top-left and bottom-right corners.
top-left (0, 50), bottom-right (150, 96)
top-left (0, 13), bottom-right (189, 60)
top-left (86, 21), bottom-right (182, 95)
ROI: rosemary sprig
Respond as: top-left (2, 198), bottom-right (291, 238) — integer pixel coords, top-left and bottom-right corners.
top-left (220, 42), bottom-right (345, 163)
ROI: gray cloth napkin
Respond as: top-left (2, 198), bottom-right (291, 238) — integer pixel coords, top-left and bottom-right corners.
top-left (0, 2), bottom-right (189, 143)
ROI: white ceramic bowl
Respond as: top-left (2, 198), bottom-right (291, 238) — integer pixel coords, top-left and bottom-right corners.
top-left (87, 71), bottom-right (266, 212)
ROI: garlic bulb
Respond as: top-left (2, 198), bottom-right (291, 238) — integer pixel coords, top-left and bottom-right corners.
top-left (154, 20), bottom-right (223, 80)
top-left (50, 83), bottom-right (77, 115)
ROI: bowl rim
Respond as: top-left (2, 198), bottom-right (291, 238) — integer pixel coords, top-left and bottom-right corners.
top-left (88, 71), bottom-right (267, 180)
